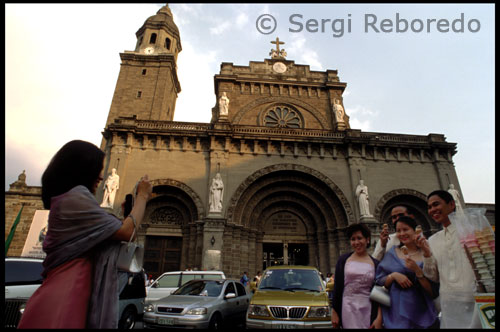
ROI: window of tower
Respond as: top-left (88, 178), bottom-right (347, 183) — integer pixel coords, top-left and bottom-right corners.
top-left (142, 69), bottom-right (147, 76)
top-left (149, 33), bottom-right (157, 44)
top-left (137, 91), bottom-right (142, 98)
top-left (165, 38), bottom-right (171, 50)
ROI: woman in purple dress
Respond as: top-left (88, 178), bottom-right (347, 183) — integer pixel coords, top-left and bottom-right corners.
top-left (375, 216), bottom-right (439, 328)
top-left (331, 223), bottom-right (383, 329)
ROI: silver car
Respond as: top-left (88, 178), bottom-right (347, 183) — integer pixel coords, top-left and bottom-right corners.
top-left (143, 279), bottom-right (250, 329)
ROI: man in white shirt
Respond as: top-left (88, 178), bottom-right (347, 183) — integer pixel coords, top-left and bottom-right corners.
top-left (419, 190), bottom-right (481, 328)
top-left (372, 205), bottom-right (414, 261)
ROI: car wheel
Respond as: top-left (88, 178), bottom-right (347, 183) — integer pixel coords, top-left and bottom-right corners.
top-left (208, 312), bottom-right (222, 330)
top-left (119, 306), bottom-right (137, 329)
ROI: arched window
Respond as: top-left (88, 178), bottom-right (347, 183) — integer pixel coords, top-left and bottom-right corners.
top-left (165, 38), bottom-right (171, 50)
top-left (149, 33), bottom-right (157, 44)
top-left (263, 106), bottom-right (302, 128)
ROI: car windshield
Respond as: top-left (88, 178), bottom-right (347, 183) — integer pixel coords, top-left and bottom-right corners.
top-left (172, 280), bottom-right (223, 297)
top-left (258, 269), bottom-right (323, 292)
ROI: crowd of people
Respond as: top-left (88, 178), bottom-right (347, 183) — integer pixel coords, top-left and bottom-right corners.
top-left (329, 191), bottom-right (483, 329)
top-left (18, 139), bottom-right (486, 329)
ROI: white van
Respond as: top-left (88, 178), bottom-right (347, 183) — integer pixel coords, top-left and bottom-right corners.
top-left (146, 270), bottom-right (225, 303)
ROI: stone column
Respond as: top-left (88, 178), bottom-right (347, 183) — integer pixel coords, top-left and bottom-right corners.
top-left (188, 223), bottom-right (197, 269)
top-left (232, 226), bottom-right (242, 278)
top-left (308, 234), bottom-right (319, 269)
top-left (222, 225), bottom-right (233, 275)
top-left (240, 228), bottom-right (249, 274)
top-left (317, 232), bottom-right (329, 275)
top-left (202, 217), bottom-right (225, 271)
top-left (255, 232), bottom-right (264, 273)
top-left (327, 230), bottom-right (338, 274)
top-left (195, 221), bottom-right (204, 270)
top-left (248, 230), bottom-right (257, 276)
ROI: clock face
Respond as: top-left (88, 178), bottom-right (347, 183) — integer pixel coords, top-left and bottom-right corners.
top-left (273, 62), bottom-right (287, 73)
top-left (145, 47), bottom-right (154, 54)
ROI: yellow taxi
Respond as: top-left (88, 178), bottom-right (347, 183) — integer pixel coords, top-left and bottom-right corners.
top-left (246, 266), bottom-right (331, 329)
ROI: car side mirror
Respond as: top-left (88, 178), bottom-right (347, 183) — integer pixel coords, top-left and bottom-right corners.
top-left (224, 293), bottom-right (236, 299)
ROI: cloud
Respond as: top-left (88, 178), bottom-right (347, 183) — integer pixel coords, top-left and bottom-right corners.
top-left (345, 105), bottom-right (378, 131)
top-left (286, 36), bottom-right (323, 70)
top-left (174, 40), bottom-right (218, 123)
top-left (236, 12), bottom-right (249, 28)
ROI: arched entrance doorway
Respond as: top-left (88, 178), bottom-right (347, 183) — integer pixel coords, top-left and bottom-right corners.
top-left (223, 164), bottom-right (352, 278)
top-left (262, 211), bottom-right (309, 269)
top-left (141, 180), bottom-right (203, 279)
top-left (374, 189), bottom-right (440, 239)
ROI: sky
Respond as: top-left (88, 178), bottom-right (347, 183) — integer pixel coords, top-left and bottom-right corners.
top-left (5, 3), bottom-right (494, 204)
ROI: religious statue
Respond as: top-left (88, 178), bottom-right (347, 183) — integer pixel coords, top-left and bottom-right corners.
top-left (101, 168), bottom-right (120, 208)
top-left (334, 99), bottom-right (345, 123)
top-left (355, 180), bottom-right (373, 217)
top-left (219, 92), bottom-right (229, 117)
top-left (18, 170), bottom-right (26, 183)
top-left (209, 173), bottom-right (224, 213)
top-left (279, 48), bottom-right (287, 58)
top-left (269, 49), bottom-right (278, 58)
top-left (448, 184), bottom-right (463, 212)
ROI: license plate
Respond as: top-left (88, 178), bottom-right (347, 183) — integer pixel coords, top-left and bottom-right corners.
top-left (273, 323), bottom-right (299, 329)
top-left (158, 318), bottom-right (175, 325)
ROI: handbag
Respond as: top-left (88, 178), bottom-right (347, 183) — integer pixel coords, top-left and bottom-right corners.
top-left (370, 285), bottom-right (391, 307)
top-left (117, 215), bottom-right (144, 273)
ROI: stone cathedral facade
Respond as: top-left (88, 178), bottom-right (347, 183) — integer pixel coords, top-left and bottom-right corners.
top-left (95, 5), bottom-right (464, 279)
top-left (8, 5), bottom-right (488, 280)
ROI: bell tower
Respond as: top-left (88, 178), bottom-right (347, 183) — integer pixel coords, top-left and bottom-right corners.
top-left (103, 4), bottom-right (181, 127)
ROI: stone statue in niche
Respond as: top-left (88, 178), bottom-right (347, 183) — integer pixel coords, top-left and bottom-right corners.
top-left (448, 183), bottom-right (463, 212)
top-left (333, 99), bottom-right (345, 123)
top-left (218, 92), bottom-right (229, 117)
top-left (209, 173), bottom-right (224, 213)
top-left (101, 168), bottom-right (120, 208)
top-left (355, 179), bottom-right (373, 217)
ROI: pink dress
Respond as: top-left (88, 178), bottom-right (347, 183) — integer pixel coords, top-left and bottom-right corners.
top-left (17, 257), bottom-right (93, 329)
top-left (341, 260), bottom-right (375, 328)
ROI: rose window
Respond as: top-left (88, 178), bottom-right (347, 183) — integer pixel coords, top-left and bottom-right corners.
top-left (264, 107), bottom-right (301, 128)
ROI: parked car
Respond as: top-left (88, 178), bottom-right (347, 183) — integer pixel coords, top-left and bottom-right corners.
top-left (5, 257), bottom-right (44, 328)
top-left (143, 279), bottom-right (250, 329)
top-left (5, 257), bottom-right (145, 329)
top-left (246, 265), bottom-right (331, 329)
top-left (146, 270), bottom-right (225, 303)
top-left (118, 271), bottom-right (147, 329)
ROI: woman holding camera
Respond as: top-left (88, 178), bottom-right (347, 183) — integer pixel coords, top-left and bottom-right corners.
top-left (18, 140), bottom-right (152, 329)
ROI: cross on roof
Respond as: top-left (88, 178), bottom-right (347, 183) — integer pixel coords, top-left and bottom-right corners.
top-left (271, 37), bottom-right (285, 54)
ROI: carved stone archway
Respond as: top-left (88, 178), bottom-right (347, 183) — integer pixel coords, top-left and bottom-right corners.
top-left (222, 164), bottom-right (354, 278)
top-left (374, 188), bottom-right (438, 235)
top-left (226, 163), bottom-right (355, 225)
top-left (150, 178), bottom-right (205, 220)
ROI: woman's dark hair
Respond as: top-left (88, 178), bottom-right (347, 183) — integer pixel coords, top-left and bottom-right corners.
top-left (41, 140), bottom-right (105, 209)
top-left (394, 215), bottom-right (418, 230)
top-left (427, 190), bottom-right (454, 203)
top-left (346, 223), bottom-right (372, 248)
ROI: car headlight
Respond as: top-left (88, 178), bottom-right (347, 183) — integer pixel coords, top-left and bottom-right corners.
top-left (307, 306), bottom-right (330, 318)
top-left (186, 307), bottom-right (207, 315)
top-left (144, 304), bottom-right (155, 313)
top-left (247, 304), bottom-right (270, 317)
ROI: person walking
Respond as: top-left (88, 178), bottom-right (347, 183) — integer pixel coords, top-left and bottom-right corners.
top-left (18, 140), bottom-right (152, 329)
top-left (331, 223), bottom-right (382, 329)
top-left (375, 216), bottom-right (439, 329)
top-left (240, 271), bottom-right (249, 287)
